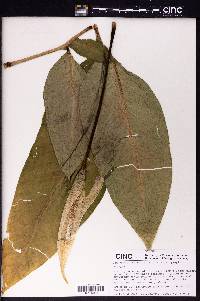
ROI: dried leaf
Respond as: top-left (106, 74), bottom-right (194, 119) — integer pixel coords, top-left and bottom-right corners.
top-left (78, 60), bottom-right (172, 249)
top-left (44, 50), bottom-right (107, 178)
top-left (57, 168), bottom-right (104, 282)
top-left (2, 116), bottom-right (69, 292)
top-left (44, 53), bottom-right (89, 179)
top-left (2, 115), bottom-right (105, 292)
top-left (70, 38), bottom-right (107, 63)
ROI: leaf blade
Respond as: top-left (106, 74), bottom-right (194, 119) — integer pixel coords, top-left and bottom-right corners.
top-left (70, 38), bottom-right (107, 63)
top-left (2, 117), bottom-right (69, 291)
top-left (78, 60), bottom-right (172, 249)
top-left (44, 53), bottom-right (89, 179)
top-left (2, 115), bottom-right (105, 292)
top-left (57, 168), bottom-right (104, 282)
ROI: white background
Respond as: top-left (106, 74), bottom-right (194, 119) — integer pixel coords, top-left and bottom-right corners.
top-left (2, 17), bottom-right (196, 296)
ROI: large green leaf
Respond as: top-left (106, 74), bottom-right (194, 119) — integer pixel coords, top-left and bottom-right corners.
top-left (78, 60), bottom-right (172, 249)
top-left (2, 115), bottom-right (105, 292)
top-left (3, 55), bottom-right (106, 292)
top-left (2, 116), bottom-right (69, 292)
top-left (43, 53), bottom-right (90, 179)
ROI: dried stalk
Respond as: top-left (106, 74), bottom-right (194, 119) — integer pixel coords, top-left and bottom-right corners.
top-left (83, 22), bottom-right (116, 168)
top-left (4, 25), bottom-right (94, 68)
top-left (93, 24), bottom-right (102, 42)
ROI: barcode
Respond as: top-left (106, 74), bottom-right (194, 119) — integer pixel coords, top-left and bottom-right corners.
top-left (77, 285), bottom-right (104, 293)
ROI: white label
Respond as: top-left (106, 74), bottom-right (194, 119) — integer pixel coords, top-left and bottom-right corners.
top-left (112, 250), bottom-right (196, 296)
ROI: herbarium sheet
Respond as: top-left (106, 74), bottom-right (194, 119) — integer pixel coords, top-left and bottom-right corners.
top-left (2, 17), bottom-right (196, 297)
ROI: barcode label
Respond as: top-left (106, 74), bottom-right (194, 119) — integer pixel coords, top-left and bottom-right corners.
top-left (77, 285), bottom-right (104, 293)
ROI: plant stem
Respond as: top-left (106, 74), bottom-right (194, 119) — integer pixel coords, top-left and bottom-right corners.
top-left (93, 24), bottom-right (102, 42)
top-left (83, 22), bottom-right (116, 169)
top-left (3, 25), bottom-right (93, 68)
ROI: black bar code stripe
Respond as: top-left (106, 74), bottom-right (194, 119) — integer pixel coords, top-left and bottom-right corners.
top-left (77, 285), bottom-right (104, 292)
